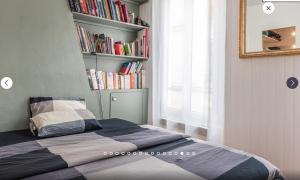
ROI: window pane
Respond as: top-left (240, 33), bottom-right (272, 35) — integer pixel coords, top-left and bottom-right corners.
top-left (191, 90), bottom-right (209, 113)
top-left (170, 0), bottom-right (185, 26)
top-left (167, 90), bottom-right (183, 110)
top-left (192, 1), bottom-right (209, 89)
top-left (168, 30), bottom-right (185, 87)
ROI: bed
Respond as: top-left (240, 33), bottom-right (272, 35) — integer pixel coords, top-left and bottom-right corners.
top-left (0, 119), bottom-right (284, 180)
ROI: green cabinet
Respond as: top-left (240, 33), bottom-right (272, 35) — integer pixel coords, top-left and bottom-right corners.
top-left (100, 89), bottom-right (148, 125)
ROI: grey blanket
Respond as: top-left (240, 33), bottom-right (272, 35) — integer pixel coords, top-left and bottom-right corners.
top-left (0, 119), bottom-right (284, 180)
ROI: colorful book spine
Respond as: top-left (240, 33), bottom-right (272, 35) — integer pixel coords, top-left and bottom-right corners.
top-left (68, 0), bottom-right (76, 11)
top-left (92, 0), bottom-right (98, 16)
top-left (124, 75), bottom-right (130, 89)
top-left (104, 0), bottom-right (112, 19)
top-left (97, 0), bottom-right (103, 17)
top-left (106, 72), bottom-right (114, 89)
top-left (134, 73), bottom-right (138, 89)
top-left (85, 0), bottom-right (92, 15)
top-left (114, 3), bottom-right (120, 21)
top-left (76, 25), bottom-right (85, 52)
top-left (88, 69), bottom-right (99, 90)
top-left (101, 0), bottom-right (108, 18)
top-left (108, 0), bottom-right (117, 20)
top-left (141, 70), bottom-right (146, 88)
top-left (81, 0), bottom-right (88, 14)
top-left (121, 4), bottom-right (128, 22)
top-left (130, 73), bottom-right (135, 89)
top-left (116, 0), bottom-right (124, 22)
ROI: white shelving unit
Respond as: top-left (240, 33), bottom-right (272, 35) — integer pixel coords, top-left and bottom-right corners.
top-left (73, 12), bottom-right (149, 31)
top-left (82, 52), bottom-right (148, 61)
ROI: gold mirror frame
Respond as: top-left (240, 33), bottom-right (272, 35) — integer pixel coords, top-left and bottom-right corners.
top-left (239, 0), bottom-right (300, 58)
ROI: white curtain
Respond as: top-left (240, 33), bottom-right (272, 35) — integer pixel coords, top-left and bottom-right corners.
top-left (152, 0), bottom-right (226, 144)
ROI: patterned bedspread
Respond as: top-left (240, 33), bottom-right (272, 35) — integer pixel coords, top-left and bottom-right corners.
top-left (0, 119), bottom-right (284, 180)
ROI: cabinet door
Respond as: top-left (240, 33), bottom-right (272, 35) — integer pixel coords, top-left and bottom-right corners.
top-left (110, 92), bottom-right (145, 124)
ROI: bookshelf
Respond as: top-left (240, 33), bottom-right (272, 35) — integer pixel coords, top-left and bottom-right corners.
top-left (124, 0), bottom-right (148, 4)
top-left (82, 52), bottom-right (149, 61)
top-left (69, 0), bottom-right (149, 124)
top-left (73, 12), bottom-right (148, 31)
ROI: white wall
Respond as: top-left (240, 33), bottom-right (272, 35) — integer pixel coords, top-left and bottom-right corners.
top-left (226, 1), bottom-right (300, 178)
top-left (246, 2), bottom-right (300, 52)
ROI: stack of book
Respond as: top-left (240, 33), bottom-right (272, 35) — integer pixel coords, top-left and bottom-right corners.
top-left (119, 61), bottom-right (143, 75)
top-left (68, 0), bottom-right (136, 24)
top-left (87, 63), bottom-right (146, 90)
top-left (76, 25), bottom-right (149, 57)
top-left (75, 24), bottom-right (96, 53)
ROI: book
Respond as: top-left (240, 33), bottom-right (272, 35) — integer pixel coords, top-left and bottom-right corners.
top-left (81, 26), bottom-right (91, 52)
top-left (68, 0), bottom-right (143, 26)
top-left (81, 0), bottom-right (88, 14)
top-left (102, 72), bottom-right (107, 89)
top-left (136, 62), bottom-right (143, 72)
top-left (115, 74), bottom-right (119, 89)
top-left (116, 0), bottom-right (124, 22)
top-left (87, 69), bottom-right (99, 90)
top-left (68, 0), bottom-right (76, 11)
top-left (97, 0), bottom-right (104, 17)
top-left (108, 0), bottom-right (117, 20)
top-left (129, 62), bottom-right (136, 74)
top-left (96, 71), bottom-right (105, 89)
top-left (119, 61), bottom-right (143, 75)
top-left (134, 73), bottom-right (138, 89)
top-left (86, 0), bottom-right (93, 15)
top-left (104, 0), bottom-right (112, 19)
top-left (138, 72), bottom-right (142, 89)
top-left (121, 4), bottom-right (129, 22)
top-left (130, 73), bottom-right (135, 89)
top-left (101, 0), bottom-right (108, 18)
top-left (119, 62), bottom-right (129, 75)
top-left (90, 0), bottom-right (97, 16)
top-left (106, 72), bottom-right (114, 89)
top-left (141, 70), bottom-right (146, 88)
top-left (88, 69), bottom-right (146, 90)
top-left (75, 26), bottom-right (149, 57)
top-left (76, 25), bottom-right (85, 52)
top-left (120, 75), bottom-right (125, 89)
top-left (136, 29), bottom-right (149, 57)
top-left (114, 3), bottom-right (120, 21)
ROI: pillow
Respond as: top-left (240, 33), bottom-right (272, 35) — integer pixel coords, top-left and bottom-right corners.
top-left (30, 97), bottom-right (86, 117)
top-left (30, 109), bottom-right (102, 137)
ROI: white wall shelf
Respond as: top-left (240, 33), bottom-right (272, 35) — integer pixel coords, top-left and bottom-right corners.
top-left (73, 12), bottom-right (148, 31)
top-left (82, 52), bottom-right (148, 61)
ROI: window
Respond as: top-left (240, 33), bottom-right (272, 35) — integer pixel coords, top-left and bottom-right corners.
top-left (160, 0), bottom-right (210, 128)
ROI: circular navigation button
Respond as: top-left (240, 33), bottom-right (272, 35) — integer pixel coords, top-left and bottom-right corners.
top-left (1, 77), bottom-right (13, 90)
top-left (263, 2), bottom-right (275, 15)
top-left (287, 77), bottom-right (298, 89)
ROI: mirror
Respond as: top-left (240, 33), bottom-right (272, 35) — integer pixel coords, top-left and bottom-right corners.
top-left (240, 0), bottom-right (300, 58)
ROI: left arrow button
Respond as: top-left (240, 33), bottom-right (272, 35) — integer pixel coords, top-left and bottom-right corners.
top-left (1, 77), bottom-right (13, 90)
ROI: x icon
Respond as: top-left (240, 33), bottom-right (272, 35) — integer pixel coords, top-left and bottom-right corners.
top-left (263, 2), bottom-right (275, 14)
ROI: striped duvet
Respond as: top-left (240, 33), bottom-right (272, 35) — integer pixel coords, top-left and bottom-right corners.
top-left (0, 119), bottom-right (284, 180)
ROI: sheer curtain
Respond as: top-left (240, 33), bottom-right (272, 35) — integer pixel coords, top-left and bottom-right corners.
top-left (152, 0), bottom-right (226, 144)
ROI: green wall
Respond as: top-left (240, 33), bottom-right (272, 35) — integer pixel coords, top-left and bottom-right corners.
top-left (0, 0), bottom-right (100, 132)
